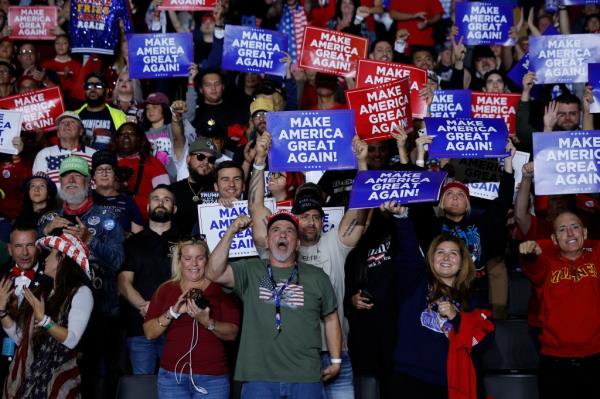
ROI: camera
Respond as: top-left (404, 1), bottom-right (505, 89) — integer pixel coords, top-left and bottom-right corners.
top-left (187, 288), bottom-right (209, 310)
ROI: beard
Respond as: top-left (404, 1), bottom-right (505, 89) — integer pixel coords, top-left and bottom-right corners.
top-left (149, 207), bottom-right (172, 223)
top-left (86, 95), bottom-right (105, 107)
top-left (59, 188), bottom-right (88, 205)
top-left (188, 168), bottom-right (214, 188)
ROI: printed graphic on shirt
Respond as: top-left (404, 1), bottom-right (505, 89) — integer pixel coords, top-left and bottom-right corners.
top-left (258, 276), bottom-right (305, 308)
top-left (366, 236), bottom-right (391, 269)
top-left (551, 263), bottom-right (599, 284)
top-left (442, 224), bottom-right (482, 268)
top-left (420, 308), bottom-right (450, 336)
top-left (82, 119), bottom-right (112, 141)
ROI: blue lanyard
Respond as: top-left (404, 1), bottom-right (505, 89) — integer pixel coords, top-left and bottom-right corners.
top-left (267, 263), bottom-right (298, 332)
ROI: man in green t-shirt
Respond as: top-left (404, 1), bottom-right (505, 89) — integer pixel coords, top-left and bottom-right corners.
top-left (206, 210), bottom-right (342, 399)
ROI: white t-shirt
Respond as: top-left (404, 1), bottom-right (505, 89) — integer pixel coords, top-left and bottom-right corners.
top-left (298, 225), bottom-right (352, 351)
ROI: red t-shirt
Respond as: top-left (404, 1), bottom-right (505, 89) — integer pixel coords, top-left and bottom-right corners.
top-left (118, 155), bottom-right (168, 220)
top-left (303, 0), bottom-right (336, 27)
top-left (146, 281), bottom-right (240, 375)
top-left (520, 240), bottom-right (600, 357)
top-left (389, 0), bottom-right (444, 47)
top-left (41, 58), bottom-right (82, 99)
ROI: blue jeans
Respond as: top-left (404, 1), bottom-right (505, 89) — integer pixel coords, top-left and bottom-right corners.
top-left (242, 381), bottom-right (324, 399)
top-left (127, 335), bottom-right (165, 374)
top-left (321, 351), bottom-right (354, 399)
top-left (157, 368), bottom-right (229, 399)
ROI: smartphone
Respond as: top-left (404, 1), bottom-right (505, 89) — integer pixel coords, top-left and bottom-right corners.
top-left (361, 289), bottom-right (374, 304)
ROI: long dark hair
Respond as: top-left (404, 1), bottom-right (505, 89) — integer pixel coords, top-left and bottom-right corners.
top-left (335, 0), bottom-right (360, 20)
top-left (141, 103), bottom-right (172, 131)
top-left (425, 233), bottom-right (476, 310)
top-left (22, 253), bottom-right (89, 348)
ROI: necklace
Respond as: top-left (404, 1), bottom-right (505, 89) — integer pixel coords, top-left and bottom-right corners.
top-left (187, 178), bottom-right (202, 203)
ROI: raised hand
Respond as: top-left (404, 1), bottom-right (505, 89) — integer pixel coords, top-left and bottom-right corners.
top-left (543, 100), bottom-right (559, 131)
top-left (519, 240), bottom-right (542, 256)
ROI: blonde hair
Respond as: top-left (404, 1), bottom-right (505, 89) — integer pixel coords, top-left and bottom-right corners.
top-left (169, 239), bottom-right (210, 283)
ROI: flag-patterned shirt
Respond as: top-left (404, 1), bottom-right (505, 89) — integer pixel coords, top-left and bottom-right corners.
top-left (32, 145), bottom-right (96, 189)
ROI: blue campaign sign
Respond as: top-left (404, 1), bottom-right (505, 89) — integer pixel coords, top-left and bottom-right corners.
top-left (348, 170), bottom-right (447, 209)
top-left (533, 131), bottom-right (600, 195)
top-left (589, 63), bottom-right (600, 113)
top-left (529, 34), bottom-right (600, 84)
top-left (222, 25), bottom-right (288, 77)
top-left (507, 54), bottom-right (529, 89)
top-left (429, 90), bottom-right (471, 118)
top-left (128, 33), bottom-right (193, 79)
top-left (266, 109), bottom-right (357, 172)
top-left (424, 118), bottom-right (509, 159)
top-left (562, 0), bottom-right (600, 5)
top-left (455, 2), bottom-right (514, 46)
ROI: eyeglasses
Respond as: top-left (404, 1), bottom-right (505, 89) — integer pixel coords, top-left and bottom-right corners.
top-left (269, 172), bottom-right (286, 180)
top-left (84, 82), bottom-right (105, 90)
top-left (19, 49), bottom-right (34, 55)
top-left (193, 153), bottom-right (216, 164)
top-left (252, 111), bottom-right (267, 120)
top-left (95, 166), bottom-right (114, 175)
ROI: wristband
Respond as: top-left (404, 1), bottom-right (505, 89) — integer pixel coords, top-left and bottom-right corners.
top-left (253, 162), bottom-right (266, 171)
top-left (44, 321), bottom-right (56, 331)
top-left (169, 306), bottom-right (181, 319)
top-left (330, 358), bottom-right (342, 364)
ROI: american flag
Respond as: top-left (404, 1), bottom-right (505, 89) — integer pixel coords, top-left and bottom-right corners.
top-left (258, 276), bottom-right (305, 308)
top-left (46, 152), bottom-right (93, 184)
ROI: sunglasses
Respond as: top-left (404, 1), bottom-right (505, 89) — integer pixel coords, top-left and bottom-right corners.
top-left (84, 82), bottom-right (105, 90)
top-left (194, 153), bottom-right (216, 164)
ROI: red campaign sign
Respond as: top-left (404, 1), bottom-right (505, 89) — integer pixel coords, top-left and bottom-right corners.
top-left (299, 26), bottom-right (368, 77)
top-left (0, 87), bottom-right (65, 132)
top-left (8, 6), bottom-right (57, 41)
top-left (355, 59), bottom-right (428, 119)
top-left (471, 92), bottom-right (520, 136)
top-left (345, 78), bottom-right (413, 143)
top-left (158, 0), bottom-right (216, 11)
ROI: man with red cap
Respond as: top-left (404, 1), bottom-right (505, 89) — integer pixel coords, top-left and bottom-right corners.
top-left (205, 210), bottom-right (342, 398)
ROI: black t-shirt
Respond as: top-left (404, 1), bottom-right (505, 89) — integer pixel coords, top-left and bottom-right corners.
top-left (78, 106), bottom-right (116, 150)
top-left (193, 100), bottom-right (246, 137)
top-left (170, 177), bottom-right (215, 236)
top-left (344, 211), bottom-right (397, 375)
top-left (121, 226), bottom-right (181, 336)
top-left (318, 169), bottom-right (358, 207)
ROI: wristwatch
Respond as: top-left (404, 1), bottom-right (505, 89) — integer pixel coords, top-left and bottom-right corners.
top-left (207, 320), bottom-right (216, 331)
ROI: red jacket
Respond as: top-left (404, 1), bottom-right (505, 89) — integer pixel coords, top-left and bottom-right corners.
top-left (447, 309), bottom-right (494, 399)
top-left (521, 240), bottom-right (600, 357)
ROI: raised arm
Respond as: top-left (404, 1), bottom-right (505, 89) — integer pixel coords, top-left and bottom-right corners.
top-left (338, 136), bottom-right (369, 247)
top-left (205, 215), bottom-right (252, 287)
top-left (171, 100), bottom-right (187, 161)
top-left (248, 132), bottom-right (273, 249)
top-left (515, 162), bottom-right (534, 236)
top-left (583, 85), bottom-right (595, 131)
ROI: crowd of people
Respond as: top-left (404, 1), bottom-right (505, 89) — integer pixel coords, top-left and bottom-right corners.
top-left (0, 0), bottom-right (599, 398)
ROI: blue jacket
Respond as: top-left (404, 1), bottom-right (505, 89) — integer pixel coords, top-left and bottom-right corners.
top-left (391, 216), bottom-right (490, 388)
top-left (38, 204), bottom-right (125, 316)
